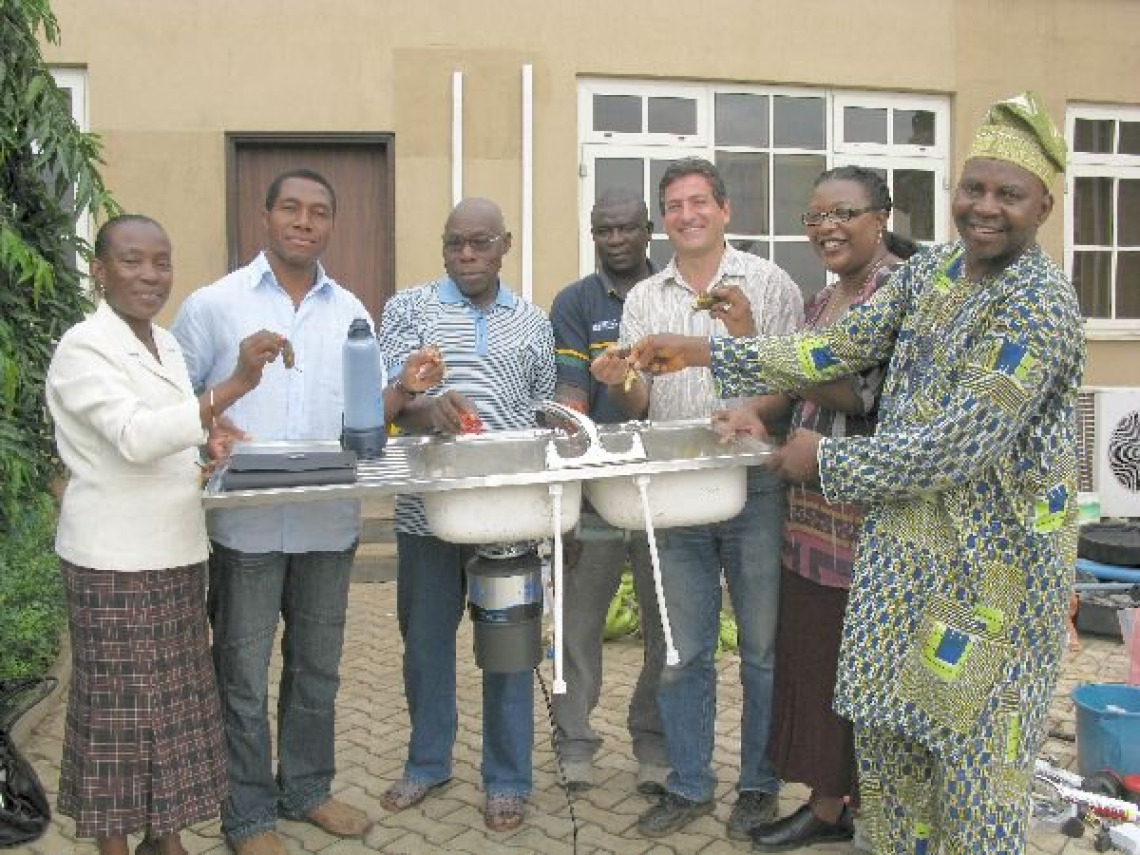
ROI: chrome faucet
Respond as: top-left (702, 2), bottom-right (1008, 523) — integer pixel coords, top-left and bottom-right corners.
top-left (535, 400), bottom-right (645, 469)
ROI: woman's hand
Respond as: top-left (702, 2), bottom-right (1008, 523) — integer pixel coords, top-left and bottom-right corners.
top-left (206, 415), bottom-right (249, 461)
top-left (629, 334), bottom-right (711, 374)
top-left (711, 404), bottom-right (770, 443)
top-left (400, 345), bottom-right (446, 393)
top-left (706, 281), bottom-right (756, 337)
top-left (767, 428), bottom-right (823, 484)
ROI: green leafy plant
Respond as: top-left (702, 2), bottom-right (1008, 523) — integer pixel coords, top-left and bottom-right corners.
top-left (1, 0), bottom-right (118, 533)
top-left (0, 491), bottom-right (64, 681)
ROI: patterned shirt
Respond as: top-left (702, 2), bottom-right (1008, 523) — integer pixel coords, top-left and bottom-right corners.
top-left (380, 277), bottom-right (556, 537)
top-left (783, 262), bottom-right (897, 589)
top-left (713, 241), bottom-right (1086, 772)
top-left (172, 252), bottom-right (369, 554)
top-left (619, 244), bottom-right (803, 420)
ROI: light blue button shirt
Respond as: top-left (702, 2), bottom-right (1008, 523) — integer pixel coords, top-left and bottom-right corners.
top-left (172, 252), bottom-right (369, 553)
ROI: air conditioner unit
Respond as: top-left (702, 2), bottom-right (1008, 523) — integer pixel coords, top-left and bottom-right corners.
top-left (1078, 387), bottom-right (1140, 519)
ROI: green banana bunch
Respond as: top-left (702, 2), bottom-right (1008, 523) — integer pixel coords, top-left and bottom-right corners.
top-left (716, 610), bottom-right (739, 658)
top-left (604, 571), bottom-right (640, 640)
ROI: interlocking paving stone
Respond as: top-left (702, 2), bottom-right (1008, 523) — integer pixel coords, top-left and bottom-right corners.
top-left (19, 581), bottom-right (1130, 854)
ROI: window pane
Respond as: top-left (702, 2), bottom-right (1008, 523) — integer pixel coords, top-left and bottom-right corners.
top-left (844, 107), bottom-right (887, 144)
top-left (649, 238), bottom-right (673, 270)
top-left (1074, 118), bottom-right (1115, 154)
top-left (648, 97), bottom-right (697, 135)
top-left (715, 93), bottom-right (768, 147)
top-left (896, 109), bottom-right (936, 146)
top-left (716, 151), bottom-right (769, 235)
top-left (1119, 179), bottom-right (1140, 246)
top-left (729, 239), bottom-right (768, 260)
top-left (773, 96), bottom-right (825, 149)
top-left (1074, 177), bottom-right (1115, 245)
top-left (593, 95), bottom-right (641, 134)
top-left (893, 170), bottom-right (936, 242)
top-left (773, 154), bottom-right (826, 235)
top-left (1072, 250), bottom-right (1112, 317)
top-left (774, 241), bottom-right (827, 303)
top-left (1117, 252), bottom-right (1140, 318)
top-left (1120, 122), bottom-right (1140, 156)
top-left (595, 158), bottom-right (644, 202)
top-left (649, 158), bottom-right (682, 212)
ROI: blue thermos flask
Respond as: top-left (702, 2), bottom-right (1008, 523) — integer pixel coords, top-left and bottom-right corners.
top-left (341, 318), bottom-right (388, 458)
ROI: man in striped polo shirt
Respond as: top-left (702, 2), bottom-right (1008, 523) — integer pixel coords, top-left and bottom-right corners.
top-left (377, 198), bottom-right (555, 834)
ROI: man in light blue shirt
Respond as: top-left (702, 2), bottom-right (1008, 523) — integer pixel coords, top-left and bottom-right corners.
top-left (172, 169), bottom-right (440, 855)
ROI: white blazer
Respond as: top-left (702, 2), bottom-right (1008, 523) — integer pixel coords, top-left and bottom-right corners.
top-left (47, 301), bottom-right (208, 572)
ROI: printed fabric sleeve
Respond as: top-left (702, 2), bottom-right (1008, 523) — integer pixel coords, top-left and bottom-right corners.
top-left (712, 260), bottom-right (913, 397)
top-left (47, 333), bottom-right (204, 465)
top-left (819, 277), bottom-right (1084, 505)
top-left (169, 290), bottom-right (217, 394)
top-left (550, 286), bottom-right (592, 394)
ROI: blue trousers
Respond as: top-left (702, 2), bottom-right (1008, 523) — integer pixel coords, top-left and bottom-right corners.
top-left (207, 542), bottom-right (355, 843)
top-left (395, 532), bottom-right (533, 797)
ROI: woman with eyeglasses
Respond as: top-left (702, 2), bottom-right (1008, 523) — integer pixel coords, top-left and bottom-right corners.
top-left (712, 166), bottom-right (917, 850)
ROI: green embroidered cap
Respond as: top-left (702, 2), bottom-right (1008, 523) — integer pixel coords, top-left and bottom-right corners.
top-left (967, 91), bottom-right (1067, 187)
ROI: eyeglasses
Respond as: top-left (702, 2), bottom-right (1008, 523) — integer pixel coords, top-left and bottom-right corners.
top-left (800, 206), bottom-right (879, 227)
top-left (590, 223), bottom-right (649, 239)
top-left (441, 233), bottom-right (505, 253)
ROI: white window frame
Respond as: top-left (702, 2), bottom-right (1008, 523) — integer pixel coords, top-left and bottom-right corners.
top-left (1065, 103), bottom-right (1140, 339)
top-left (578, 81), bottom-right (950, 281)
top-left (48, 67), bottom-right (92, 263)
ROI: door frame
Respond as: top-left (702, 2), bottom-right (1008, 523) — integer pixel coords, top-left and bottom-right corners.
top-left (224, 131), bottom-right (395, 295)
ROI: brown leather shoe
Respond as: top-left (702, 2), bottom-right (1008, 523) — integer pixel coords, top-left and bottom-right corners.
top-left (230, 832), bottom-right (289, 855)
top-left (302, 798), bottom-right (370, 838)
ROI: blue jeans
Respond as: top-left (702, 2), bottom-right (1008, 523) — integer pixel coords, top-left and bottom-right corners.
top-left (655, 467), bottom-right (784, 802)
top-left (551, 511), bottom-right (667, 767)
top-left (395, 532), bottom-right (533, 797)
top-left (207, 542), bottom-right (355, 843)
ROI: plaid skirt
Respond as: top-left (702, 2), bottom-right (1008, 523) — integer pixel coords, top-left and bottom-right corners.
top-left (58, 560), bottom-right (228, 839)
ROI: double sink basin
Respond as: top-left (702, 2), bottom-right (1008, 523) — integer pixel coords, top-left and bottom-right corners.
top-left (203, 419), bottom-right (773, 543)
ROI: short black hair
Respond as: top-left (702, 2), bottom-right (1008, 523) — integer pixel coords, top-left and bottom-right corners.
top-left (813, 165), bottom-right (920, 260)
top-left (93, 214), bottom-right (166, 260)
top-left (657, 158), bottom-right (728, 215)
top-left (264, 168), bottom-right (337, 214)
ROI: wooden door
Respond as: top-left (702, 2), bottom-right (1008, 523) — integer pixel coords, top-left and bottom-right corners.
top-left (226, 133), bottom-right (395, 320)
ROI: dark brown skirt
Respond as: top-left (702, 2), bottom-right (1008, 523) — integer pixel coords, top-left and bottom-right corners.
top-left (57, 560), bottom-right (228, 839)
top-left (767, 568), bottom-right (857, 801)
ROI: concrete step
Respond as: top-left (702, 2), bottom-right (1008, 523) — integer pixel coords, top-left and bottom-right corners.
top-left (352, 540), bottom-right (396, 583)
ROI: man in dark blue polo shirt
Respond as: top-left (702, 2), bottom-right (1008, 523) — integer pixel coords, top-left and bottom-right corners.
top-left (549, 190), bottom-right (668, 794)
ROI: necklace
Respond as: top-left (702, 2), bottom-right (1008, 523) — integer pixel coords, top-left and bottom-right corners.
top-left (818, 253), bottom-right (891, 326)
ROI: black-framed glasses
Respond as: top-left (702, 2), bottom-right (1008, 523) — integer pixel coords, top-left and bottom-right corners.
top-left (590, 222), bottom-right (650, 239)
top-left (800, 206), bottom-right (879, 227)
top-left (442, 233), bottom-right (505, 253)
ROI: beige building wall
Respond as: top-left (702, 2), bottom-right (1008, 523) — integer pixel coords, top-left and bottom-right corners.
top-left (42, 0), bottom-right (1140, 383)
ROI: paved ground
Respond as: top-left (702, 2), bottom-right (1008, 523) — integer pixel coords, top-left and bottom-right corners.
top-left (16, 577), bottom-right (1132, 854)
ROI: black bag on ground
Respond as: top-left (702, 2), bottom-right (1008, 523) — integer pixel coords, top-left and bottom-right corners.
top-left (0, 678), bottom-right (57, 849)
top-left (221, 450), bottom-right (358, 490)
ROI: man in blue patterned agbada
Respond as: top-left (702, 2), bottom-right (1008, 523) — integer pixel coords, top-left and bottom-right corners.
top-left (626, 91), bottom-right (1085, 855)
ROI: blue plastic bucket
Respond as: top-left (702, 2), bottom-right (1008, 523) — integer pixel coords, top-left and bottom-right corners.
top-left (1072, 683), bottom-right (1140, 779)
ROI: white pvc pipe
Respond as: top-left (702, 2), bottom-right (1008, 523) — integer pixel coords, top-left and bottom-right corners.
top-left (451, 71), bottom-right (463, 206)
top-left (635, 475), bottom-right (680, 666)
top-left (550, 483), bottom-right (567, 693)
top-left (521, 63), bottom-right (534, 301)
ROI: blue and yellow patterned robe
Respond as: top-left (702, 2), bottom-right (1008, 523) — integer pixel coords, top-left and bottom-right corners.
top-left (713, 241), bottom-right (1085, 783)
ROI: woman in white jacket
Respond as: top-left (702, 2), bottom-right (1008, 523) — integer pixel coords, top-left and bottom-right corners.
top-left (46, 215), bottom-right (281, 855)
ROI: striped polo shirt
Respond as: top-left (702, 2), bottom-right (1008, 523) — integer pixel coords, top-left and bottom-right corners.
top-left (379, 277), bottom-right (556, 537)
